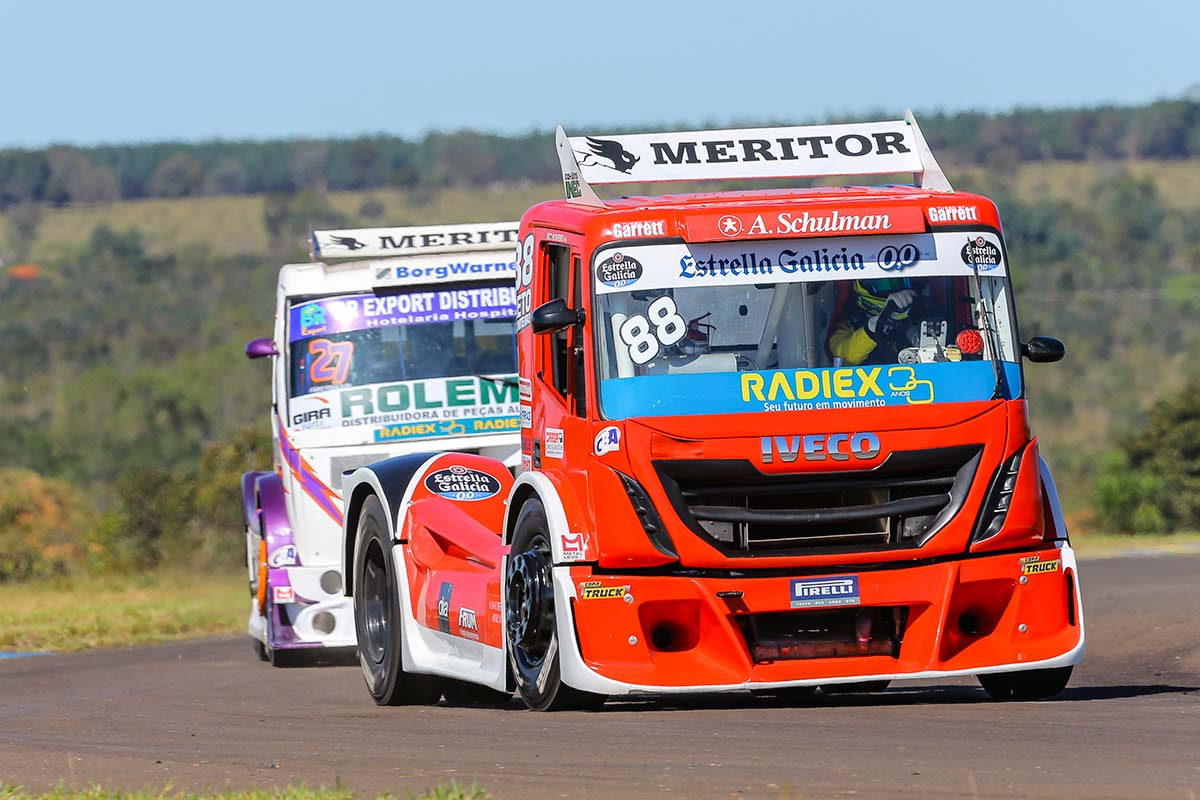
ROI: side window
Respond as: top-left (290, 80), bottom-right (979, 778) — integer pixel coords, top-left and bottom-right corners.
top-left (539, 243), bottom-right (587, 415)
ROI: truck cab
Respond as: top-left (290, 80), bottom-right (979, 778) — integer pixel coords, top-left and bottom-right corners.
top-left (242, 222), bottom-right (521, 664)
top-left (340, 116), bottom-right (1083, 708)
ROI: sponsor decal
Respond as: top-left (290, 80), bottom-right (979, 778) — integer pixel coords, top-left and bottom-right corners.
top-left (317, 224), bottom-right (518, 257)
top-left (267, 545), bottom-right (298, 568)
top-left (291, 407), bottom-right (331, 428)
top-left (457, 607), bottom-right (479, 639)
top-left (578, 581), bottom-right (630, 600)
top-left (594, 426), bottom-right (621, 455)
top-left (1022, 557), bottom-right (1061, 575)
top-left (273, 585), bottom-right (295, 604)
top-left (375, 266), bottom-right (391, 280)
top-left (545, 428), bottom-right (565, 459)
top-left (545, 231), bottom-right (569, 243)
top-left (424, 465), bottom-right (502, 501)
top-left (325, 235), bottom-right (367, 251)
top-left (560, 532), bottom-right (587, 562)
top-left (518, 376), bottom-right (532, 401)
top-left (717, 215), bottom-right (744, 237)
top-left (289, 287), bottom-right (516, 342)
top-left (519, 404), bottom-right (532, 429)
top-left (610, 220), bottom-right (666, 239)
top-left (762, 432), bottom-right (881, 464)
top-left (437, 582), bottom-right (452, 633)
top-left (690, 207), bottom-right (925, 243)
top-left (373, 415), bottom-right (519, 443)
top-left (961, 236), bottom-right (1002, 271)
top-left (563, 170), bottom-right (582, 199)
top-left (742, 365), bottom-right (934, 408)
top-left (790, 576), bottom-right (860, 609)
top-left (575, 136), bottom-right (641, 174)
top-left (596, 252), bottom-right (644, 289)
top-left (382, 257), bottom-right (516, 284)
top-left (927, 205), bottom-right (979, 223)
top-left (520, 454), bottom-right (533, 473)
top-left (515, 289), bottom-right (533, 331)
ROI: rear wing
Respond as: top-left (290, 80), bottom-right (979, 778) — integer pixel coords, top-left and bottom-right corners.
top-left (311, 221), bottom-right (519, 260)
top-left (555, 110), bottom-right (950, 207)
top-left (307, 221), bottom-right (519, 289)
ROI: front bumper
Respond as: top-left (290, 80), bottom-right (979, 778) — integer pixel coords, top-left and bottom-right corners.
top-left (554, 543), bottom-right (1083, 695)
top-left (247, 566), bottom-right (357, 650)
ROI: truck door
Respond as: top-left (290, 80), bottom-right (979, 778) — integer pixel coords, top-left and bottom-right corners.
top-left (533, 240), bottom-right (588, 469)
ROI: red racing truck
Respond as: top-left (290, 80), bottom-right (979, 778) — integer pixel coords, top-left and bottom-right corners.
top-left (340, 113), bottom-right (1083, 710)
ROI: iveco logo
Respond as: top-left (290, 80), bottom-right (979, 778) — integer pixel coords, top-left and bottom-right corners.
top-left (761, 433), bottom-right (882, 463)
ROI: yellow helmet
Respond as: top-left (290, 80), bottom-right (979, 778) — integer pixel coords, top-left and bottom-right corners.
top-left (853, 278), bottom-right (912, 318)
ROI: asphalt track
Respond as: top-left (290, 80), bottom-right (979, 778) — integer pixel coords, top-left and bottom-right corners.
top-left (1, 555), bottom-right (1197, 799)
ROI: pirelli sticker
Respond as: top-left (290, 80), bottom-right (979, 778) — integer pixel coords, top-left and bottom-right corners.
top-left (1019, 555), bottom-right (1061, 575)
top-left (578, 581), bottom-right (630, 600)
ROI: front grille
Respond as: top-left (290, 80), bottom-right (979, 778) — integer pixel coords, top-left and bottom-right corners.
top-left (738, 606), bottom-right (908, 662)
top-left (653, 445), bottom-right (980, 555)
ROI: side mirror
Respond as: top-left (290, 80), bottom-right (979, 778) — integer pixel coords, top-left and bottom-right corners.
top-left (245, 337), bottom-right (279, 359)
top-left (531, 298), bottom-right (586, 334)
top-left (1021, 336), bottom-right (1065, 363)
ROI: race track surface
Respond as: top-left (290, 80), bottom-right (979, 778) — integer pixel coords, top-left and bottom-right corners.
top-left (2, 555), bottom-right (1197, 799)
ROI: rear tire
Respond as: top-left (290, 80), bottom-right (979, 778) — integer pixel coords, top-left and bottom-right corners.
top-left (978, 666), bottom-right (1072, 700)
top-left (506, 498), bottom-right (605, 712)
top-left (353, 495), bottom-right (442, 706)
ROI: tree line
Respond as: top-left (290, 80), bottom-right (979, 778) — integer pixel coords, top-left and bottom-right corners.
top-left (1, 97), bottom-right (1199, 208)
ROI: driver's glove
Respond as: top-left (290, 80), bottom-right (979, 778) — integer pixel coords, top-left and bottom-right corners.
top-left (867, 289), bottom-right (917, 333)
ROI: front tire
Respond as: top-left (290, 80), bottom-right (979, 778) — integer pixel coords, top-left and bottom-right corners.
top-left (821, 680), bottom-right (891, 694)
top-left (353, 495), bottom-right (441, 706)
top-left (978, 666), bottom-right (1072, 700)
top-left (506, 499), bottom-right (605, 711)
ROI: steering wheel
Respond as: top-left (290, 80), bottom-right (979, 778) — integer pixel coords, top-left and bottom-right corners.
top-left (873, 295), bottom-right (925, 344)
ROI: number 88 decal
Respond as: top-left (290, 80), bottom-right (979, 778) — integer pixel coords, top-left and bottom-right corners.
top-left (619, 296), bottom-right (686, 365)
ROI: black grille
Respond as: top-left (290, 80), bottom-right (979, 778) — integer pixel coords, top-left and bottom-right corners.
top-left (738, 606), bottom-right (908, 662)
top-left (653, 445), bottom-right (980, 555)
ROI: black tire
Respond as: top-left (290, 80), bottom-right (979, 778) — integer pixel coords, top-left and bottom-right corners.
top-left (442, 679), bottom-right (512, 707)
top-left (254, 638), bottom-right (269, 662)
top-left (353, 495), bottom-right (442, 706)
top-left (247, 524), bottom-right (271, 663)
top-left (506, 499), bottom-right (606, 711)
top-left (978, 666), bottom-right (1072, 700)
top-left (821, 680), bottom-right (891, 694)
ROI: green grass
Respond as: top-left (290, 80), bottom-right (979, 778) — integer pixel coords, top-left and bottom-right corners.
top-left (0, 569), bottom-right (246, 653)
top-left (0, 784), bottom-right (488, 800)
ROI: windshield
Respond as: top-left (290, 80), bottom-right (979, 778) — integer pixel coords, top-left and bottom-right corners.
top-left (593, 231), bottom-right (1022, 419)
top-left (286, 282), bottom-right (519, 441)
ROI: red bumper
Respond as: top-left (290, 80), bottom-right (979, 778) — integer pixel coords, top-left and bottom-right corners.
top-left (565, 545), bottom-right (1082, 689)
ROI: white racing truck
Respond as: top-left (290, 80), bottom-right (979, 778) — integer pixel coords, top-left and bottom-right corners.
top-left (241, 222), bottom-right (522, 665)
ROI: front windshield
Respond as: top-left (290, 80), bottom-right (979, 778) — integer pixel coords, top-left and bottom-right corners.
top-left (594, 231), bottom-right (1022, 419)
top-left (287, 282), bottom-right (519, 441)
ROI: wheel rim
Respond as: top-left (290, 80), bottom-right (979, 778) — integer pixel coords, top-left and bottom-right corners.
top-left (360, 538), bottom-right (390, 665)
top-left (506, 533), bottom-right (555, 673)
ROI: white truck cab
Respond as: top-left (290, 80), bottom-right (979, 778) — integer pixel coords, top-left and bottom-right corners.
top-left (241, 221), bottom-right (521, 664)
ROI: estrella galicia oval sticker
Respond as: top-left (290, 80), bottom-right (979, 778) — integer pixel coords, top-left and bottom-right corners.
top-left (424, 464), bottom-right (501, 501)
top-left (960, 236), bottom-right (1001, 270)
top-left (597, 252), bottom-right (643, 288)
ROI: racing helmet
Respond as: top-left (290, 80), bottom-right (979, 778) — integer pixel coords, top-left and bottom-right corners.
top-left (853, 277), bottom-right (912, 318)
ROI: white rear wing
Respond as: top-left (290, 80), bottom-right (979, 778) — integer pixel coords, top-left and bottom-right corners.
top-left (311, 221), bottom-right (519, 260)
top-left (556, 110), bottom-right (950, 206)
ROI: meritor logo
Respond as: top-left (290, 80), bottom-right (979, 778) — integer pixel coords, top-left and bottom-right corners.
top-left (576, 136), bottom-right (640, 174)
top-left (328, 235), bottom-right (367, 250)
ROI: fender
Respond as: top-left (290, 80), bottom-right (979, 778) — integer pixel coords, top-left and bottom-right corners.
top-left (253, 472), bottom-right (298, 566)
top-left (340, 452), bottom-right (439, 596)
top-left (503, 471), bottom-right (592, 565)
top-left (240, 470), bottom-right (270, 531)
top-left (1039, 455), bottom-right (1070, 543)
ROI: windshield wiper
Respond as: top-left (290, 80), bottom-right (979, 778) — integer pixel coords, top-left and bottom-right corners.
top-left (474, 374), bottom-right (520, 387)
top-left (968, 258), bottom-right (1010, 401)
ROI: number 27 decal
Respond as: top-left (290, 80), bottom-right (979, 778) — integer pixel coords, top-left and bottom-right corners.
top-left (308, 339), bottom-right (354, 385)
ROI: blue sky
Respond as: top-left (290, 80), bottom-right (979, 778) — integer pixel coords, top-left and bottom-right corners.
top-left (0, 0), bottom-right (1195, 147)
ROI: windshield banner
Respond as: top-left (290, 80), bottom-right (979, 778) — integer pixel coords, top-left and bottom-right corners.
top-left (287, 375), bottom-right (520, 439)
top-left (600, 361), bottom-right (1021, 419)
top-left (290, 287), bottom-right (516, 342)
top-left (593, 232), bottom-right (1005, 295)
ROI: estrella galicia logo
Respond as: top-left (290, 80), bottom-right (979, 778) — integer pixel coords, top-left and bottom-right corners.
top-left (436, 582), bottom-right (452, 633)
top-left (790, 575), bottom-right (860, 609)
top-left (328, 235), bottom-right (367, 251)
top-left (299, 304), bottom-right (326, 335)
top-left (576, 137), bottom-right (640, 174)
top-left (596, 252), bottom-right (643, 288)
top-left (961, 236), bottom-right (1001, 271)
top-left (424, 465), bottom-right (502, 501)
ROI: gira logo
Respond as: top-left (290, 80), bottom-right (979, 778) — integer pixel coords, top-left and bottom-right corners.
top-left (741, 367), bottom-right (884, 403)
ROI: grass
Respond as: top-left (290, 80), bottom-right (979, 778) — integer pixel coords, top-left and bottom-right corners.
top-left (0, 784), bottom-right (489, 800)
top-left (0, 569), bottom-right (246, 653)
top-left (1069, 529), bottom-right (1200, 558)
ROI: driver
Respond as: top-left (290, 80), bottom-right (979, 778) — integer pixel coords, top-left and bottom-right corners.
top-left (828, 278), bottom-right (917, 366)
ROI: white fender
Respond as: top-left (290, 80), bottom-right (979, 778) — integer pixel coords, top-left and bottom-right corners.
top-left (503, 471), bottom-right (579, 563)
top-left (345, 460), bottom-right (507, 691)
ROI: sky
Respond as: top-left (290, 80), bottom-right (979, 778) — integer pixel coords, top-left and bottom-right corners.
top-left (0, 0), bottom-right (1196, 148)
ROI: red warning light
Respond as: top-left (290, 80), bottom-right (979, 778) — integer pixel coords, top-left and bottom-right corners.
top-left (956, 328), bottom-right (984, 355)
